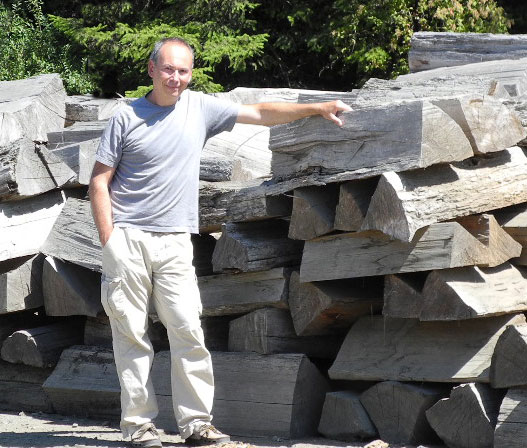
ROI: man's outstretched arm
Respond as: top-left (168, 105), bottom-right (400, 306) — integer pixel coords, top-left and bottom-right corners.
top-left (236, 100), bottom-right (352, 127)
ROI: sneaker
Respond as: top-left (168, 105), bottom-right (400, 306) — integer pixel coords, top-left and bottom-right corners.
top-left (130, 423), bottom-right (162, 448)
top-left (186, 424), bottom-right (231, 445)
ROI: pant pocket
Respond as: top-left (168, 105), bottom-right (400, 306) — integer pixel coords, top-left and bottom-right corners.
top-left (101, 275), bottom-right (127, 319)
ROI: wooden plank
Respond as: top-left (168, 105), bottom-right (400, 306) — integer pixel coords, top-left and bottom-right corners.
top-left (328, 314), bottom-right (525, 383)
top-left (318, 391), bottom-right (377, 442)
top-left (490, 324), bottom-right (527, 388)
top-left (228, 308), bottom-right (341, 358)
top-left (289, 271), bottom-right (382, 336)
top-left (152, 351), bottom-right (330, 438)
top-left (362, 148), bottom-right (527, 241)
top-left (198, 267), bottom-right (290, 317)
top-left (382, 273), bottom-right (427, 319)
top-left (212, 221), bottom-right (303, 273)
top-left (47, 121), bottom-right (106, 149)
top-left (49, 138), bottom-right (99, 186)
top-left (360, 381), bottom-right (446, 445)
top-left (65, 95), bottom-right (127, 122)
top-left (494, 388), bottom-right (527, 448)
top-left (426, 383), bottom-right (503, 448)
top-left (334, 178), bottom-right (378, 231)
top-left (420, 263), bottom-right (527, 321)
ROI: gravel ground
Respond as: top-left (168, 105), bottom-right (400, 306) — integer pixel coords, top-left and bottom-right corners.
top-left (0, 411), bottom-right (444, 448)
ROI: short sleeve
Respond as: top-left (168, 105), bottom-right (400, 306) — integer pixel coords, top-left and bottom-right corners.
top-left (95, 115), bottom-right (124, 168)
top-left (200, 93), bottom-right (241, 140)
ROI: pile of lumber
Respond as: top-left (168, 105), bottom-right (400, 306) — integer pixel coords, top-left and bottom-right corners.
top-left (2, 32), bottom-right (527, 447)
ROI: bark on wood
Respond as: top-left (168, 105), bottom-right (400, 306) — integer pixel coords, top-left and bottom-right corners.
top-left (425, 383), bottom-right (504, 448)
top-left (42, 256), bottom-right (102, 317)
top-left (0, 254), bottom-right (44, 314)
top-left (362, 148), bottom-right (527, 241)
top-left (228, 308), bottom-right (342, 358)
top-left (43, 345), bottom-right (121, 419)
top-left (1, 319), bottom-right (84, 368)
top-left (288, 271), bottom-right (382, 336)
top-left (152, 351), bottom-right (330, 438)
top-left (494, 388), bottom-right (527, 448)
top-left (198, 267), bottom-right (290, 317)
top-left (0, 190), bottom-right (66, 262)
top-left (360, 381), bottom-right (446, 445)
top-left (490, 324), bottom-right (527, 388)
top-left (420, 263), bottom-right (527, 321)
top-left (212, 221), bottom-right (303, 273)
top-left (382, 273), bottom-right (427, 319)
top-left (334, 178), bottom-right (379, 231)
top-left (409, 32), bottom-right (527, 73)
top-left (288, 184), bottom-right (339, 240)
top-left (328, 314), bottom-right (525, 383)
top-left (318, 391), bottom-right (377, 442)
top-left (199, 156), bottom-right (249, 182)
top-left (65, 95), bottom-right (127, 122)
top-left (269, 98), bottom-right (473, 181)
top-left (0, 73), bottom-right (66, 146)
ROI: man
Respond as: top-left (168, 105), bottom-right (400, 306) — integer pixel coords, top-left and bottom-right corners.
top-left (89, 37), bottom-right (351, 448)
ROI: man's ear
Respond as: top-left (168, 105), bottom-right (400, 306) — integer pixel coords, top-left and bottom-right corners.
top-left (148, 60), bottom-right (155, 78)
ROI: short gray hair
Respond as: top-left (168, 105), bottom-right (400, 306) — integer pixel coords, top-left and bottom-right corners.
top-left (149, 38), bottom-right (195, 67)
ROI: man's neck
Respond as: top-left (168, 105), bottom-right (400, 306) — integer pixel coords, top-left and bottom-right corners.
top-left (145, 89), bottom-right (182, 107)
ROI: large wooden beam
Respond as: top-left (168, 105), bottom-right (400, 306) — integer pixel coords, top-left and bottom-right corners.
top-left (65, 95), bottom-right (126, 123)
top-left (494, 388), bottom-right (527, 448)
top-left (47, 121), bottom-right (106, 149)
top-left (382, 273), bottom-right (427, 319)
top-left (329, 314), bottom-right (525, 383)
top-left (490, 324), bottom-right (527, 388)
top-left (48, 138), bottom-right (99, 186)
top-left (362, 147), bottom-right (527, 241)
top-left (334, 178), bottom-right (378, 231)
top-left (495, 203), bottom-right (527, 266)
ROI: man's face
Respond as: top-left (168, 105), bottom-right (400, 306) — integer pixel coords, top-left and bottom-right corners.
top-left (148, 42), bottom-right (193, 106)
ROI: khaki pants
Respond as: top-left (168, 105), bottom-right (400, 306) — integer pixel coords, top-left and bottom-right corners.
top-left (101, 227), bottom-right (213, 439)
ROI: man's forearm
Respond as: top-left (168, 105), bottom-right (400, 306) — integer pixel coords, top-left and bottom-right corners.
top-left (89, 182), bottom-right (114, 247)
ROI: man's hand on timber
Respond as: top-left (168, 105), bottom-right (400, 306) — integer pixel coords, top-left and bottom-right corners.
top-left (319, 100), bottom-right (352, 127)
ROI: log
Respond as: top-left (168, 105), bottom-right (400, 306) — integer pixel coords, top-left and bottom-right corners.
top-left (152, 351), bottom-right (330, 438)
top-left (199, 156), bottom-right (249, 182)
top-left (47, 121), bottom-right (106, 149)
top-left (425, 383), bottom-right (504, 448)
top-left (0, 73), bottom-right (66, 146)
top-left (334, 178), bottom-right (379, 231)
top-left (288, 271), bottom-right (382, 336)
top-left (1, 319), bottom-right (84, 368)
top-left (228, 308), bottom-right (342, 358)
top-left (361, 147), bottom-right (527, 241)
top-left (490, 324), bottom-right (527, 388)
top-left (0, 190), bottom-right (66, 262)
top-left (300, 221), bottom-right (507, 281)
top-left (269, 98), bottom-right (473, 181)
top-left (65, 95), bottom-right (127, 122)
top-left (198, 267), bottom-right (291, 317)
top-left (409, 32), bottom-right (527, 73)
top-left (212, 221), bottom-right (303, 273)
top-left (48, 138), bottom-right (99, 186)
top-left (0, 310), bottom-right (47, 347)
top-left (0, 254), bottom-right (44, 314)
top-left (42, 345), bottom-right (121, 419)
top-left (318, 391), bottom-right (377, 442)
top-left (494, 388), bottom-right (527, 448)
top-left (288, 184), bottom-right (339, 240)
top-left (360, 381), bottom-right (446, 445)
top-left (42, 256), bottom-right (102, 317)
top-left (494, 203), bottom-right (527, 266)
top-left (420, 263), bottom-right (527, 321)
top-left (0, 138), bottom-right (75, 200)
top-left (328, 313), bottom-right (526, 383)
top-left (382, 273), bottom-right (427, 319)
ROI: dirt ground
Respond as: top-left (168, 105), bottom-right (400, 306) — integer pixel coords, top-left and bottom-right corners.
top-left (0, 410), bottom-right (442, 448)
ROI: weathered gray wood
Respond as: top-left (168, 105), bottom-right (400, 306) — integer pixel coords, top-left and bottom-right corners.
top-left (152, 351), bottom-right (330, 438)
top-left (269, 98), bottom-right (473, 181)
top-left (318, 391), bottom-right (377, 442)
top-left (0, 310), bottom-right (46, 347)
top-left (201, 316), bottom-right (230, 351)
top-left (494, 388), bottom-right (527, 448)
top-left (420, 263), bottom-right (527, 321)
top-left (199, 157), bottom-right (248, 182)
top-left (42, 345), bottom-right (121, 419)
top-left (334, 178), bottom-right (378, 231)
top-left (212, 221), bottom-right (303, 273)
top-left (329, 314), bottom-right (525, 383)
top-left (1, 319), bottom-right (84, 368)
top-left (42, 256), bottom-right (102, 317)
top-left (228, 308), bottom-right (341, 358)
top-left (0, 73), bottom-right (66, 146)
top-left (409, 32), bottom-right (527, 73)
top-left (426, 383), bottom-right (503, 448)
top-left (47, 121), bottom-right (106, 149)
top-left (494, 203), bottom-right (527, 266)
top-left (300, 222), bottom-right (501, 281)
top-left (362, 148), bottom-right (527, 241)
top-left (490, 324), bottom-right (527, 388)
top-left (0, 254), bottom-right (44, 314)
top-left (360, 381), bottom-right (446, 445)
top-left (382, 273), bottom-right (427, 319)
top-left (198, 267), bottom-right (290, 317)
top-left (288, 184), bottom-right (339, 240)
top-left (65, 95), bottom-right (127, 122)
top-left (48, 138), bottom-right (99, 186)
top-left (0, 190), bottom-right (66, 262)
top-left (288, 271), bottom-right (382, 336)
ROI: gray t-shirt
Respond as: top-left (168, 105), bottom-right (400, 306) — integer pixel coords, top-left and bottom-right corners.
top-left (95, 90), bottom-right (240, 233)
